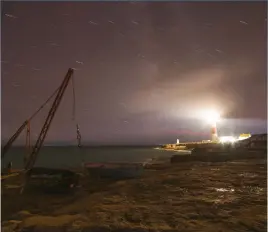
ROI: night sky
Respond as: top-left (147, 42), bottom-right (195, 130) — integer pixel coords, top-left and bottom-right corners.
top-left (1, 1), bottom-right (267, 145)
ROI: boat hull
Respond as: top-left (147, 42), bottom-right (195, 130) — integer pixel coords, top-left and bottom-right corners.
top-left (26, 167), bottom-right (79, 193)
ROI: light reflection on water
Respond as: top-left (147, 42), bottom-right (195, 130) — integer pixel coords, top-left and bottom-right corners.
top-left (212, 186), bottom-right (264, 194)
top-left (238, 173), bottom-right (258, 178)
top-left (241, 186), bottom-right (264, 194)
top-left (215, 188), bottom-right (235, 192)
top-left (210, 168), bottom-right (220, 171)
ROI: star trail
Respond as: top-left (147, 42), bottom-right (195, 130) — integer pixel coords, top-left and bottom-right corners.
top-left (1, 2), bottom-right (267, 145)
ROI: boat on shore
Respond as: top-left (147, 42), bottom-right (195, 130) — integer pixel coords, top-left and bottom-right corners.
top-left (84, 162), bottom-right (144, 180)
top-left (26, 167), bottom-right (80, 193)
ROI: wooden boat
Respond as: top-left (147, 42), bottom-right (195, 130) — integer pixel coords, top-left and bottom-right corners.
top-left (84, 162), bottom-right (144, 180)
top-left (26, 167), bottom-right (79, 193)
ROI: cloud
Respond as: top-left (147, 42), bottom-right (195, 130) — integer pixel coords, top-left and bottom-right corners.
top-left (126, 54), bottom-right (261, 120)
top-left (127, 66), bottom-right (227, 116)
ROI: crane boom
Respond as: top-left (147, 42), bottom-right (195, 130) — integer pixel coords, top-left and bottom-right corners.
top-left (25, 68), bottom-right (74, 170)
top-left (2, 83), bottom-right (60, 160)
top-left (1, 120), bottom-right (29, 159)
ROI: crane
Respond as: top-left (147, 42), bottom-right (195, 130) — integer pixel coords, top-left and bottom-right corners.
top-left (2, 68), bottom-right (81, 179)
top-left (2, 120), bottom-right (29, 160)
top-left (24, 68), bottom-right (74, 170)
top-left (1, 85), bottom-right (61, 160)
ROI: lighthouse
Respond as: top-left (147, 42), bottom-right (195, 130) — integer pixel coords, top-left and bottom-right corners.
top-left (200, 109), bottom-right (220, 143)
top-left (211, 121), bottom-right (218, 142)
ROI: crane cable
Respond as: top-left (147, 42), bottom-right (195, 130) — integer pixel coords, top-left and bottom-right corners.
top-left (22, 87), bottom-right (60, 167)
top-left (1, 84), bottom-right (63, 180)
top-left (29, 87), bottom-right (60, 122)
top-left (71, 74), bottom-right (84, 166)
top-left (71, 75), bottom-right (82, 147)
top-left (24, 121), bottom-right (31, 167)
top-left (24, 77), bottom-right (83, 166)
top-left (2, 86), bottom-right (60, 164)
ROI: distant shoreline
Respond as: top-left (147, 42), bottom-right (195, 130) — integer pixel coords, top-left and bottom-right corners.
top-left (1, 145), bottom-right (158, 148)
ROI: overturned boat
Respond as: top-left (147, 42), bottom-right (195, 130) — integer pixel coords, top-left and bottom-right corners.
top-left (84, 162), bottom-right (144, 180)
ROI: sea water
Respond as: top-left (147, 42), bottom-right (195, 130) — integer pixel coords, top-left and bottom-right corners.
top-left (2, 146), bottom-right (183, 169)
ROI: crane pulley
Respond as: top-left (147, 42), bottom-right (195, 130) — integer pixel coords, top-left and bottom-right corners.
top-left (76, 124), bottom-right (82, 148)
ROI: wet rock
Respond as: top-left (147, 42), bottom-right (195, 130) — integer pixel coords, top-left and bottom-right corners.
top-left (12, 211), bottom-right (32, 220)
top-left (188, 213), bottom-right (199, 219)
top-left (25, 227), bottom-right (63, 232)
top-left (218, 210), bottom-right (231, 219)
top-left (66, 217), bottom-right (90, 232)
top-left (2, 220), bottom-right (22, 232)
top-left (22, 214), bottom-right (82, 228)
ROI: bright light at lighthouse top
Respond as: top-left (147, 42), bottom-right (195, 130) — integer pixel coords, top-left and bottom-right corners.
top-left (201, 109), bottom-right (221, 124)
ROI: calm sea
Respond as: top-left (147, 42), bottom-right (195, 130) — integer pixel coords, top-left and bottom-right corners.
top-left (2, 146), bottom-right (181, 169)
